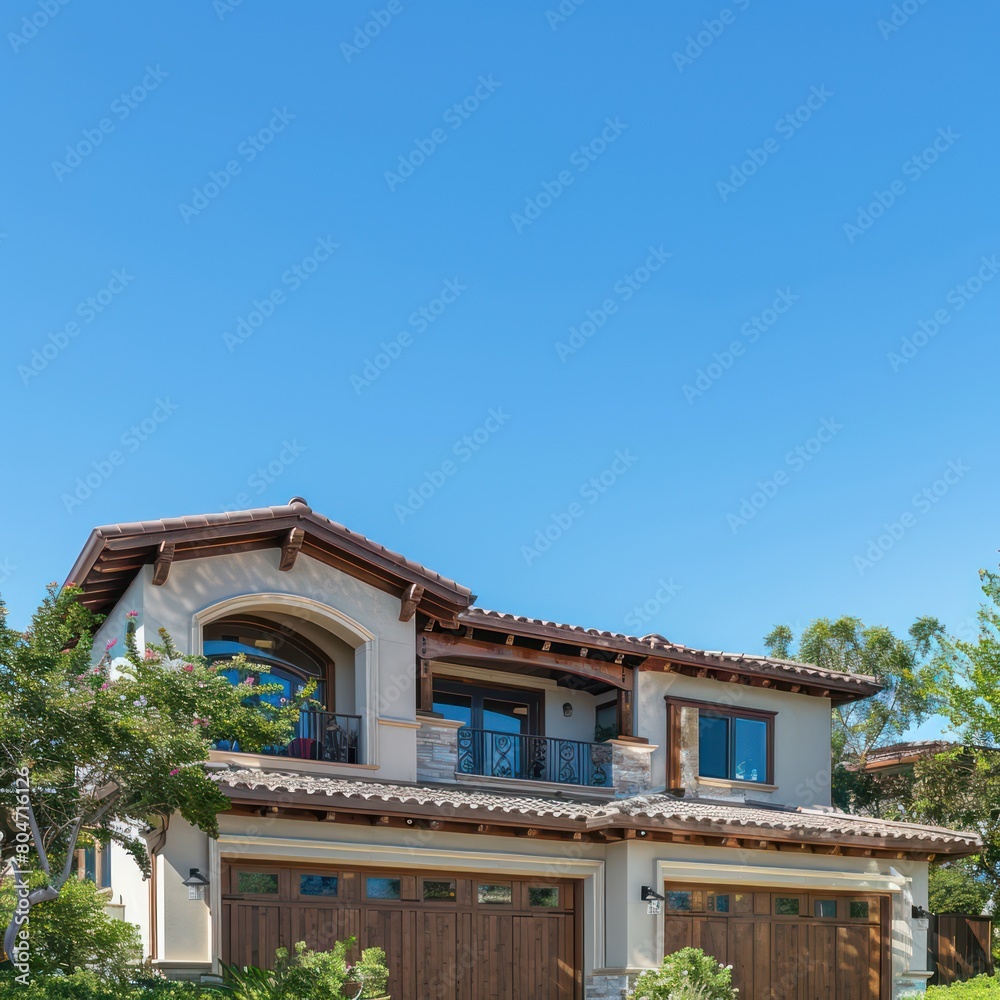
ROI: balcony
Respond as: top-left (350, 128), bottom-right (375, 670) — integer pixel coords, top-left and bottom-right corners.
top-left (214, 710), bottom-right (362, 764)
top-left (456, 727), bottom-right (613, 788)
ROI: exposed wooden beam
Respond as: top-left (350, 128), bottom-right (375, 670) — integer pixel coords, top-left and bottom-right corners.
top-left (505, 634), bottom-right (515, 646)
top-left (813, 845), bottom-right (842, 856)
top-left (278, 527), bottom-right (305, 572)
top-left (477, 824), bottom-right (490, 834)
top-left (399, 583), bottom-right (424, 622)
top-left (418, 659), bottom-right (433, 714)
top-left (152, 542), bottom-right (175, 586)
top-left (370, 815), bottom-right (391, 826)
top-left (322, 811), bottom-right (337, 822)
top-left (420, 632), bottom-right (633, 691)
top-left (541, 641), bottom-right (551, 652)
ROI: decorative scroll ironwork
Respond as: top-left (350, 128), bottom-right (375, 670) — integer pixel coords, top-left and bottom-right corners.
top-left (457, 728), bottom-right (613, 787)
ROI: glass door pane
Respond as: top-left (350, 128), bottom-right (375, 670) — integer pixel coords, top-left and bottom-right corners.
top-left (483, 698), bottom-right (530, 779)
top-left (433, 691), bottom-right (473, 727)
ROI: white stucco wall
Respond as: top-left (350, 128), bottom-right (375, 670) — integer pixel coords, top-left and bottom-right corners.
top-left (107, 840), bottom-right (151, 958)
top-left (122, 549), bottom-right (420, 781)
top-left (638, 671), bottom-right (834, 807)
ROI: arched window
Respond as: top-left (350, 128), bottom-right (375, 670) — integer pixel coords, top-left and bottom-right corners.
top-left (203, 614), bottom-right (359, 762)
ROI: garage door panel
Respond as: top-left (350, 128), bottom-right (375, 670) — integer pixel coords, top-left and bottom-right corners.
top-left (516, 914), bottom-right (573, 999)
top-left (663, 915), bottom-right (692, 954)
top-left (771, 921), bottom-right (808, 1000)
top-left (836, 924), bottom-right (880, 1000)
top-left (476, 914), bottom-right (514, 1000)
top-left (693, 918), bottom-right (728, 966)
top-left (222, 864), bottom-right (576, 1000)
top-left (809, 924), bottom-right (836, 1000)
top-left (416, 910), bottom-right (459, 1000)
top-left (663, 883), bottom-right (888, 1000)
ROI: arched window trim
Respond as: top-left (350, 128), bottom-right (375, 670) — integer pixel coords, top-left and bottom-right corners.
top-left (191, 594), bottom-right (379, 767)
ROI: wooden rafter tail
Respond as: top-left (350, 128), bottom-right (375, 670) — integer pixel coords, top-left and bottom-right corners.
top-left (399, 583), bottom-right (425, 622)
top-left (152, 542), bottom-right (175, 586)
top-left (278, 527), bottom-right (305, 572)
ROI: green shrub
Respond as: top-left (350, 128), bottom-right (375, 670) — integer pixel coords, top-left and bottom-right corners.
top-left (0, 876), bottom-right (141, 980)
top-left (221, 938), bottom-right (390, 1000)
top-left (927, 975), bottom-right (1000, 998)
top-left (354, 946), bottom-right (389, 998)
top-left (632, 947), bottom-right (737, 999)
top-left (0, 970), bottom-right (203, 999)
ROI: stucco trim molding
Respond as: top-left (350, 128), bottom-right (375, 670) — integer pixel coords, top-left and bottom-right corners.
top-left (654, 858), bottom-right (907, 892)
top-left (216, 832), bottom-right (606, 972)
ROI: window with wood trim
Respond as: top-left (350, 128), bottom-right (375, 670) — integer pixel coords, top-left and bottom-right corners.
top-left (665, 697), bottom-right (776, 787)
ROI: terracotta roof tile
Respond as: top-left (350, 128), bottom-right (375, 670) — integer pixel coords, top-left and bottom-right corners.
top-left (462, 608), bottom-right (879, 696)
top-left (214, 768), bottom-right (979, 852)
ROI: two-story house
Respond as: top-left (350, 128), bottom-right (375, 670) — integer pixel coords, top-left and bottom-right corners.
top-left (66, 499), bottom-right (979, 1000)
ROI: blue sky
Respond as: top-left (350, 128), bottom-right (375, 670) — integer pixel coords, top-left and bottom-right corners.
top-left (1, 2), bottom-right (997, 741)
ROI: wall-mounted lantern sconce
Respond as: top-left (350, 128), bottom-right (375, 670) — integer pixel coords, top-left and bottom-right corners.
top-left (562, 703), bottom-right (573, 717)
top-left (182, 868), bottom-right (210, 900)
top-left (641, 886), bottom-right (665, 902)
top-left (912, 904), bottom-right (931, 920)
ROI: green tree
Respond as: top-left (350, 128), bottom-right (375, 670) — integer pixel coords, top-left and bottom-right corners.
top-left (0, 585), bottom-right (314, 975)
top-left (763, 615), bottom-right (945, 811)
top-left (928, 860), bottom-right (991, 915)
top-left (0, 873), bottom-right (140, 978)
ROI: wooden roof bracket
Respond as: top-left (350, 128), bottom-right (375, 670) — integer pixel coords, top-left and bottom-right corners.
top-left (278, 527), bottom-right (305, 572)
top-left (152, 542), bottom-right (175, 586)
top-left (399, 583), bottom-right (425, 622)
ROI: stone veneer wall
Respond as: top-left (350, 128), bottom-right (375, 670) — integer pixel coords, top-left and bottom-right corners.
top-left (609, 740), bottom-right (657, 797)
top-left (586, 973), bottom-right (636, 999)
top-left (415, 714), bottom-right (463, 782)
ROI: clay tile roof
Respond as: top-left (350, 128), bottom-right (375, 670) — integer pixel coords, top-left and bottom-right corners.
top-left (67, 498), bottom-right (474, 620)
top-left (214, 767), bottom-right (608, 822)
top-left (214, 768), bottom-right (980, 855)
top-left (461, 607), bottom-right (881, 700)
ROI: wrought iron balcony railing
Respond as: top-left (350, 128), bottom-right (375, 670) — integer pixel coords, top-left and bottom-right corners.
top-left (214, 710), bottom-right (362, 764)
top-left (457, 727), bottom-right (612, 787)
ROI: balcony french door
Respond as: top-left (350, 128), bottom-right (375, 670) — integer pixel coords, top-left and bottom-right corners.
top-left (433, 681), bottom-right (541, 777)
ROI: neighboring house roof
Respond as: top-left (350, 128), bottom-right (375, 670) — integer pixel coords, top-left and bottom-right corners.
top-left (860, 740), bottom-right (956, 771)
top-left (456, 608), bottom-right (882, 703)
top-left (215, 767), bottom-right (979, 858)
top-left (65, 498), bottom-right (476, 623)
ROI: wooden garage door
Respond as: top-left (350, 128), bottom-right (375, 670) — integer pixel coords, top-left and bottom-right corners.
top-left (662, 884), bottom-right (890, 1000)
top-left (221, 863), bottom-right (580, 1000)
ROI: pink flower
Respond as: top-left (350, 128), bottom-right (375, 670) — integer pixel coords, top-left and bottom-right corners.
top-left (144, 649), bottom-right (156, 660)
top-left (94, 667), bottom-right (102, 674)
top-left (126, 610), bottom-right (139, 619)
top-left (169, 768), bottom-right (180, 776)
top-left (182, 664), bottom-right (194, 673)
top-left (105, 638), bottom-right (118, 652)
top-left (100, 683), bottom-right (110, 691)
top-left (243, 676), bottom-right (256, 686)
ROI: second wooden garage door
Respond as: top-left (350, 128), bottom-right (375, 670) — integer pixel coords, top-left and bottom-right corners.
top-left (221, 862), bottom-right (580, 1000)
top-left (662, 884), bottom-right (890, 1000)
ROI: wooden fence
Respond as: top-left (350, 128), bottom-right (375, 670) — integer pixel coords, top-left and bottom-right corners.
top-left (929, 914), bottom-right (993, 986)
